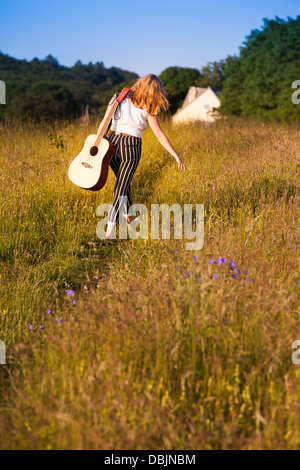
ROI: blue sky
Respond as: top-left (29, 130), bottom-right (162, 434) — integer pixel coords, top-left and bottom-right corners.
top-left (0, 0), bottom-right (299, 76)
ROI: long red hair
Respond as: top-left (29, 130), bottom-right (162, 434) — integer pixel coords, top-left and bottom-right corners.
top-left (130, 74), bottom-right (169, 116)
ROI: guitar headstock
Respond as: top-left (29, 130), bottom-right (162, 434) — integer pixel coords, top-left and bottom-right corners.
top-left (116, 87), bottom-right (130, 103)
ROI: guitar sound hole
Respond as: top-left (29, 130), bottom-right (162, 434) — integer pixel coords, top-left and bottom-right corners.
top-left (90, 146), bottom-right (98, 156)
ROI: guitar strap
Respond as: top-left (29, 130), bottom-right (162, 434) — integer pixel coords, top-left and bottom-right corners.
top-left (105, 119), bottom-right (112, 137)
top-left (105, 88), bottom-right (130, 137)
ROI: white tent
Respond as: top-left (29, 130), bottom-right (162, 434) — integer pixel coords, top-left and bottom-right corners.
top-left (173, 86), bottom-right (221, 124)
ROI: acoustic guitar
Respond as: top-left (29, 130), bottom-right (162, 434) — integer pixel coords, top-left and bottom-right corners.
top-left (68, 87), bottom-right (130, 191)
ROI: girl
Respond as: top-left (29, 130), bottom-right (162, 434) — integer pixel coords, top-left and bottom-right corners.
top-left (96, 74), bottom-right (186, 239)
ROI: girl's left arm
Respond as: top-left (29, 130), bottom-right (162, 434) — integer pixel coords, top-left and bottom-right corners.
top-left (148, 115), bottom-right (186, 172)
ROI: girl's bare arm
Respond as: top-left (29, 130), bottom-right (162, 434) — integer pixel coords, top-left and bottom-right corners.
top-left (148, 115), bottom-right (186, 172)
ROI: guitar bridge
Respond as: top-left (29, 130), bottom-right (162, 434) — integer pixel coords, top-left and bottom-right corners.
top-left (82, 161), bottom-right (93, 169)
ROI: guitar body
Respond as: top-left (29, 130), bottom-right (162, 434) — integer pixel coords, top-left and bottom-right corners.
top-left (68, 134), bottom-right (115, 191)
top-left (68, 87), bottom-right (130, 192)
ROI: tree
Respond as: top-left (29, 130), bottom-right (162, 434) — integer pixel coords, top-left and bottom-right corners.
top-left (220, 56), bottom-right (245, 115)
top-left (195, 60), bottom-right (226, 89)
top-left (159, 66), bottom-right (201, 113)
top-left (220, 16), bottom-right (300, 120)
top-left (7, 81), bottom-right (80, 121)
top-left (44, 54), bottom-right (60, 68)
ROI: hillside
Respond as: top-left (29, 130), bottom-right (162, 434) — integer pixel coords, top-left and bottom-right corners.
top-left (0, 52), bottom-right (139, 120)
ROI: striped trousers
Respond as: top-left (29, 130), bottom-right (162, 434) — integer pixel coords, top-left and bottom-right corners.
top-left (107, 133), bottom-right (142, 224)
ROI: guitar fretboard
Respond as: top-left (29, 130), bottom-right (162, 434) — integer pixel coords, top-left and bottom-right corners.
top-left (94, 99), bottom-right (119, 147)
top-left (94, 88), bottom-right (130, 147)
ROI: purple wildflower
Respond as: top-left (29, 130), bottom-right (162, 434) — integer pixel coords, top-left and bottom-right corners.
top-left (175, 265), bottom-right (180, 270)
top-left (28, 324), bottom-right (33, 330)
top-left (231, 274), bottom-right (237, 280)
top-left (222, 257), bottom-right (227, 263)
top-left (47, 308), bottom-right (52, 315)
top-left (39, 325), bottom-right (45, 330)
top-left (244, 270), bottom-right (250, 276)
top-left (212, 273), bottom-right (219, 280)
top-left (193, 256), bottom-right (199, 261)
top-left (195, 277), bottom-right (202, 283)
top-left (235, 268), bottom-right (240, 275)
top-left (229, 260), bottom-right (236, 268)
top-left (67, 289), bottom-right (74, 297)
top-left (184, 272), bottom-right (191, 278)
top-left (208, 259), bottom-right (214, 265)
top-left (216, 258), bottom-right (223, 266)
top-left (71, 298), bottom-right (76, 305)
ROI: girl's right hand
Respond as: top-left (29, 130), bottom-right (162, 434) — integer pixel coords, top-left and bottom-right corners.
top-left (175, 156), bottom-right (186, 172)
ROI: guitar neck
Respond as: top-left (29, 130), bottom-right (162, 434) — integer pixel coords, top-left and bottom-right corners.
top-left (94, 100), bottom-right (119, 146)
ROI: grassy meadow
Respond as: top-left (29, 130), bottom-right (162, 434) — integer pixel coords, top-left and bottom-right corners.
top-left (0, 115), bottom-right (299, 450)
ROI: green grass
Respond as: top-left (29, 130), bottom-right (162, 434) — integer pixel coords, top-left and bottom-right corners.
top-left (0, 116), bottom-right (299, 449)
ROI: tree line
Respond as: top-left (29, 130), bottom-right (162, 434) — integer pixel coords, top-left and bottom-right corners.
top-left (0, 53), bottom-right (138, 121)
top-left (0, 15), bottom-right (299, 122)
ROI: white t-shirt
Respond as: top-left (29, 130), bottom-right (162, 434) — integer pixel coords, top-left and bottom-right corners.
top-left (111, 95), bottom-right (149, 138)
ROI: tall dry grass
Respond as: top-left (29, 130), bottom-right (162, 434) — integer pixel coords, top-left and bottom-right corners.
top-left (0, 116), bottom-right (299, 449)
